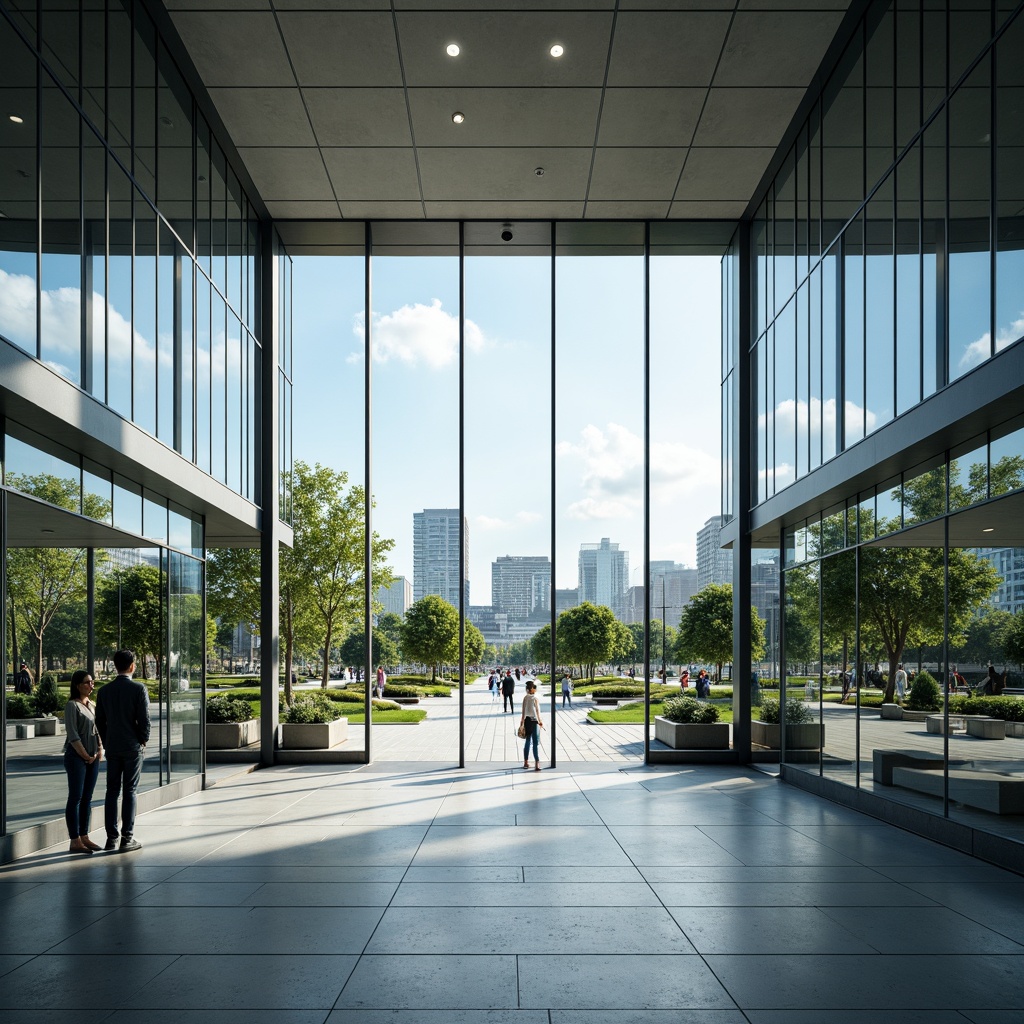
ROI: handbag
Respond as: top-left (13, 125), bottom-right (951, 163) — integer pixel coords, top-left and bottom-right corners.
top-left (517, 722), bottom-right (526, 739)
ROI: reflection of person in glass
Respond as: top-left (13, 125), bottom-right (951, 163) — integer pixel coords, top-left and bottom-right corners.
top-left (96, 649), bottom-right (150, 853)
top-left (64, 671), bottom-right (103, 855)
top-left (16, 661), bottom-right (33, 693)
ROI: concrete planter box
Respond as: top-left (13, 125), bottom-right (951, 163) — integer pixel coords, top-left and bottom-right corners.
top-left (281, 717), bottom-right (348, 750)
top-left (751, 720), bottom-right (824, 750)
top-left (1007, 722), bottom-right (1024, 738)
top-left (32, 717), bottom-right (60, 736)
top-left (183, 719), bottom-right (261, 750)
top-left (654, 716), bottom-right (729, 749)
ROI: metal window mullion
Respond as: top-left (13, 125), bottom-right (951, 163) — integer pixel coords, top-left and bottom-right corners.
top-left (458, 222), bottom-right (465, 769)
top-left (364, 221), bottom-right (372, 764)
top-left (549, 222), bottom-right (557, 768)
top-left (643, 223), bottom-right (651, 763)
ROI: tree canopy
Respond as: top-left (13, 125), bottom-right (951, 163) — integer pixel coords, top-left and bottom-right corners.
top-left (556, 602), bottom-right (621, 683)
top-left (675, 583), bottom-right (765, 681)
top-left (401, 595), bottom-right (459, 681)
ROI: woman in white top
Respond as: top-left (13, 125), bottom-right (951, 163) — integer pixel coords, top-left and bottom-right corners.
top-left (64, 670), bottom-right (103, 854)
top-left (519, 679), bottom-right (544, 771)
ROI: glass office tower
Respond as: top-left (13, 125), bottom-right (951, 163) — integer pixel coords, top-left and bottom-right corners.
top-left (724, 0), bottom-right (1024, 865)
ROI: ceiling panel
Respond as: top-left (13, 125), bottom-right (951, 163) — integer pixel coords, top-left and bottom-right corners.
top-left (598, 88), bottom-right (705, 147)
top-left (304, 88), bottom-right (414, 147)
top-left (418, 147), bottom-right (593, 202)
top-left (172, 12), bottom-right (295, 87)
top-left (408, 88), bottom-right (601, 147)
top-left (165, 2), bottom-right (852, 226)
top-left (396, 11), bottom-right (614, 88)
top-left (278, 12), bottom-right (403, 87)
top-left (209, 88), bottom-right (316, 147)
top-left (323, 148), bottom-right (422, 201)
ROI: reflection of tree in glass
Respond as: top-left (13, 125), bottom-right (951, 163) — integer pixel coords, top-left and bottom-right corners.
top-left (96, 562), bottom-right (164, 679)
top-left (5, 473), bottom-right (111, 677)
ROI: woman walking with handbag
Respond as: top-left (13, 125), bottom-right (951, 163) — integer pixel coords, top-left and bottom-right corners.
top-left (519, 679), bottom-right (544, 771)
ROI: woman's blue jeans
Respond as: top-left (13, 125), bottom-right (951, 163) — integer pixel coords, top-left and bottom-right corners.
top-left (522, 720), bottom-right (539, 761)
top-left (64, 750), bottom-right (99, 838)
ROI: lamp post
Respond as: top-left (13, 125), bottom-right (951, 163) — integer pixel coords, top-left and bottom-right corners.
top-left (657, 574), bottom-right (667, 682)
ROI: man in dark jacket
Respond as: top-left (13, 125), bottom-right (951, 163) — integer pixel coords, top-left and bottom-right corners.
top-left (15, 662), bottom-right (32, 693)
top-left (96, 649), bottom-right (151, 852)
top-left (501, 670), bottom-right (516, 713)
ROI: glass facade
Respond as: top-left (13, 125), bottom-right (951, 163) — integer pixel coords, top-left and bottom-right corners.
top-left (748, 1), bottom-right (1024, 503)
top-left (0, 1), bottom-right (264, 504)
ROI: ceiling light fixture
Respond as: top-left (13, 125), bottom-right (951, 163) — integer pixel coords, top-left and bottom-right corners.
top-left (41, 528), bottom-right (55, 534)
top-left (550, 44), bottom-right (564, 58)
top-left (983, 527), bottom-right (995, 533)
top-left (534, 167), bottom-right (545, 176)
top-left (9, 114), bottom-right (24, 124)
top-left (446, 43), bottom-right (460, 57)
top-left (452, 111), bottom-right (465, 124)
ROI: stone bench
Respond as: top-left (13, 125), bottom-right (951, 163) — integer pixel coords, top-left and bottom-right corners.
top-left (14, 723), bottom-right (35, 739)
top-left (926, 714), bottom-right (965, 734)
top-left (892, 767), bottom-right (1024, 815)
top-left (965, 716), bottom-right (1005, 739)
top-left (880, 703), bottom-right (904, 720)
top-left (873, 748), bottom-right (946, 785)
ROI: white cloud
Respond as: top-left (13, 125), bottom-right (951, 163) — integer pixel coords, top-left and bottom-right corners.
top-left (350, 299), bottom-right (485, 368)
top-left (475, 515), bottom-right (506, 530)
top-left (763, 396), bottom-right (875, 437)
top-left (960, 314), bottom-right (1024, 369)
top-left (558, 421), bottom-right (719, 521)
top-left (474, 510), bottom-right (544, 532)
top-left (995, 313), bottom-right (1024, 354)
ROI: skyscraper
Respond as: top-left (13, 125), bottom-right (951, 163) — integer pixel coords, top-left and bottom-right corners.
top-left (578, 538), bottom-right (629, 620)
top-left (697, 517), bottom-right (733, 590)
top-left (491, 555), bottom-right (551, 621)
top-left (413, 509), bottom-right (468, 608)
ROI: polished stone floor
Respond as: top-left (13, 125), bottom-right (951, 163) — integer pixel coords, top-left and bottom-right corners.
top-left (2, 762), bottom-right (1024, 1023)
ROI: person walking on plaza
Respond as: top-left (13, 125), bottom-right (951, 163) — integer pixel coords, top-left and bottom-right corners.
top-left (376, 665), bottom-right (387, 698)
top-left (894, 663), bottom-right (908, 704)
top-left (16, 661), bottom-right (33, 693)
top-left (501, 669), bottom-right (516, 713)
top-left (519, 679), bottom-right (544, 771)
top-left (95, 649), bottom-right (150, 853)
top-left (561, 670), bottom-right (573, 708)
top-left (63, 670), bottom-right (102, 854)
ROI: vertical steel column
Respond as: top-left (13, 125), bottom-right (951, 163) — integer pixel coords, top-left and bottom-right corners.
top-left (363, 222), bottom-right (373, 764)
top-left (258, 226), bottom-right (280, 768)
top-left (1, 487), bottom-right (8, 831)
top-left (942, 515), bottom-right (950, 814)
top-left (86, 549), bottom-right (96, 678)
top-left (733, 224), bottom-right (753, 761)
top-left (549, 223), bottom-right (557, 768)
top-left (643, 223), bottom-right (651, 764)
top-left (458, 222), bottom-right (466, 769)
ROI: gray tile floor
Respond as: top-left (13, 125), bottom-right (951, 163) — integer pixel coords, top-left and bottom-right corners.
top-left (2, 762), bottom-right (1024, 1023)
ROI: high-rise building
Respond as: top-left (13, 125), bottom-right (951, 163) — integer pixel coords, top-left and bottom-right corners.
top-left (977, 549), bottom-right (1024, 614)
top-left (491, 555), bottom-right (550, 621)
top-left (375, 577), bottom-right (412, 617)
top-left (578, 538), bottom-right (629, 620)
top-left (697, 517), bottom-right (733, 590)
top-left (413, 509), bottom-right (468, 608)
top-left (555, 589), bottom-right (580, 614)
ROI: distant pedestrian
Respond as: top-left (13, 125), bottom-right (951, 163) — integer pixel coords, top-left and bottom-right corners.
top-left (519, 680), bottom-right (544, 771)
top-left (696, 669), bottom-right (711, 699)
top-left (15, 661), bottom-right (32, 693)
top-left (561, 671), bottom-right (573, 708)
top-left (376, 666), bottom-right (386, 698)
top-left (501, 670), bottom-right (516, 713)
top-left (894, 664), bottom-right (907, 704)
top-left (95, 650), bottom-right (150, 853)
top-left (679, 668), bottom-right (690, 690)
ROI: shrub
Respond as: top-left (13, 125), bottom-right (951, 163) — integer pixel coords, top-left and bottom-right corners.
top-left (34, 673), bottom-right (62, 716)
top-left (662, 695), bottom-right (720, 724)
top-left (758, 696), bottom-right (812, 724)
top-left (589, 684), bottom-right (645, 699)
top-left (372, 699), bottom-right (402, 711)
top-left (327, 689), bottom-right (366, 704)
top-left (6, 693), bottom-right (35, 719)
top-left (282, 693), bottom-right (342, 724)
top-left (206, 695), bottom-right (255, 723)
top-left (381, 683), bottom-right (420, 698)
top-left (955, 695), bottom-right (1024, 722)
top-left (906, 670), bottom-right (941, 711)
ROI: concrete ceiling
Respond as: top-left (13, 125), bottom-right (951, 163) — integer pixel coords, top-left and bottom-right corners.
top-left (164, 1), bottom-right (851, 227)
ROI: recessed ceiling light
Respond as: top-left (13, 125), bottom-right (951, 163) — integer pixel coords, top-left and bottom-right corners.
top-left (550, 44), bottom-right (564, 58)
top-left (446, 43), bottom-right (460, 57)
top-left (9, 114), bottom-right (24, 124)
top-left (41, 528), bottom-right (55, 534)
top-left (534, 167), bottom-right (545, 176)
top-left (452, 111), bottom-right (465, 124)
top-left (983, 527), bottom-right (995, 533)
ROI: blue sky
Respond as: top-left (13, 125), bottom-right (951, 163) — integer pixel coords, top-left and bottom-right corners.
top-left (290, 252), bottom-right (723, 602)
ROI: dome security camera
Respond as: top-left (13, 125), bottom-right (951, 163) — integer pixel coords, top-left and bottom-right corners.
top-left (501, 225), bottom-right (513, 242)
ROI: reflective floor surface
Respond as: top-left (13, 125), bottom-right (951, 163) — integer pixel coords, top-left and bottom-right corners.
top-left (1, 762), bottom-right (1023, 1023)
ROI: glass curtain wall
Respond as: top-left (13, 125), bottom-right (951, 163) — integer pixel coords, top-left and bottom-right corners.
top-left (781, 418), bottom-right (1024, 845)
top-left (0, 1), bottom-right (262, 505)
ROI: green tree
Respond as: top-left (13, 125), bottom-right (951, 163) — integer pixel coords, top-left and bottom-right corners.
top-left (1002, 609), bottom-right (1024, 670)
top-left (95, 562), bottom-right (164, 679)
top-left (290, 462), bottom-right (395, 689)
top-left (44, 596), bottom-right (88, 669)
top-left (5, 472), bottom-right (108, 679)
top-left (624, 619), bottom-right (678, 671)
top-left (556, 602), bottom-right (620, 683)
top-left (530, 624), bottom-right (558, 667)
top-left (401, 595), bottom-right (459, 681)
top-left (952, 606), bottom-right (1013, 669)
top-left (339, 626), bottom-right (399, 670)
top-left (676, 583), bottom-right (766, 682)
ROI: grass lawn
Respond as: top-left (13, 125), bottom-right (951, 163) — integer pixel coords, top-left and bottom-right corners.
top-left (589, 700), bottom-right (735, 725)
top-left (218, 699), bottom-right (425, 724)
